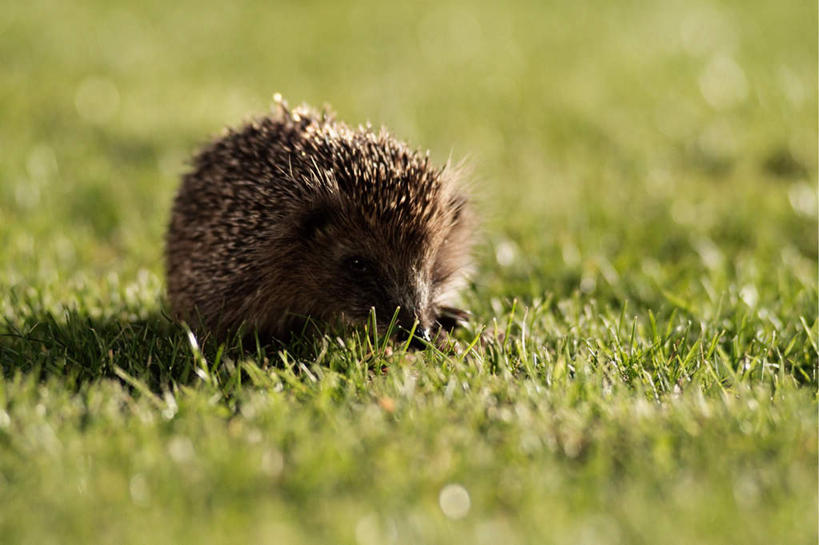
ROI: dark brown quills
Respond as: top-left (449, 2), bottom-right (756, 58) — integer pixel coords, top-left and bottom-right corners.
top-left (166, 97), bottom-right (474, 347)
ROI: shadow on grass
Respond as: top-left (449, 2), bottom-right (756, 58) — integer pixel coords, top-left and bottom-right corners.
top-left (0, 304), bottom-right (408, 396)
top-left (0, 309), bottom-right (311, 391)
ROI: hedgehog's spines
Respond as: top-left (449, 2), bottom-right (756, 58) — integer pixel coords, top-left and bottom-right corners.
top-left (166, 99), bottom-right (474, 341)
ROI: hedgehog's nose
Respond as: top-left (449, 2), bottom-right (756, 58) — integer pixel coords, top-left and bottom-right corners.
top-left (395, 314), bottom-right (432, 349)
top-left (398, 326), bottom-right (430, 350)
top-left (393, 304), bottom-right (432, 349)
top-left (408, 326), bottom-right (431, 349)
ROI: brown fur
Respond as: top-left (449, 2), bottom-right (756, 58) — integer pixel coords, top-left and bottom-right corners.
top-left (165, 99), bottom-right (473, 343)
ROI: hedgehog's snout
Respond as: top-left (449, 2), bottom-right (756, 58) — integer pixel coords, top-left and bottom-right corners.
top-left (392, 294), bottom-right (434, 348)
top-left (403, 327), bottom-right (431, 350)
top-left (394, 315), bottom-right (432, 349)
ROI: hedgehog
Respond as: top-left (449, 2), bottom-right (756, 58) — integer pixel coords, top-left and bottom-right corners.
top-left (165, 97), bottom-right (473, 347)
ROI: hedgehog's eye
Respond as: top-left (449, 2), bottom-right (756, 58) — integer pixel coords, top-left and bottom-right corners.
top-left (343, 255), bottom-right (372, 275)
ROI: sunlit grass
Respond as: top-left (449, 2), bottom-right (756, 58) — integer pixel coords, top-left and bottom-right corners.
top-left (0, 0), bottom-right (816, 543)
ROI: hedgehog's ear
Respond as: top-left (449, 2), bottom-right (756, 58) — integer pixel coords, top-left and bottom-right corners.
top-left (297, 205), bottom-right (333, 240)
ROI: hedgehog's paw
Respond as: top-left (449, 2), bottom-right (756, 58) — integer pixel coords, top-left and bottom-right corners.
top-left (434, 306), bottom-right (471, 333)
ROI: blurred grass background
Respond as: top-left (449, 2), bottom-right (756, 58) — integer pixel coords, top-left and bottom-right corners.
top-left (2, 0), bottom-right (815, 284)
top-left (0, 0), bottom-right (816, 543)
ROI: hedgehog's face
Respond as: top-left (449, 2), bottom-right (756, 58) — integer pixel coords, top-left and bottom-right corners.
top-left (330, 248), bottom-right (433, 342)
top-left (291, 193), bottom-right (471, 345)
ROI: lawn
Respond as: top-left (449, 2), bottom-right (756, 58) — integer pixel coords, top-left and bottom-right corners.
top-left (0, 0), bottom-right (817, 543)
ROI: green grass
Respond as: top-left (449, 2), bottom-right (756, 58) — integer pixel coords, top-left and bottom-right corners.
top-left (1, 0), bottom-right (817, 543)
